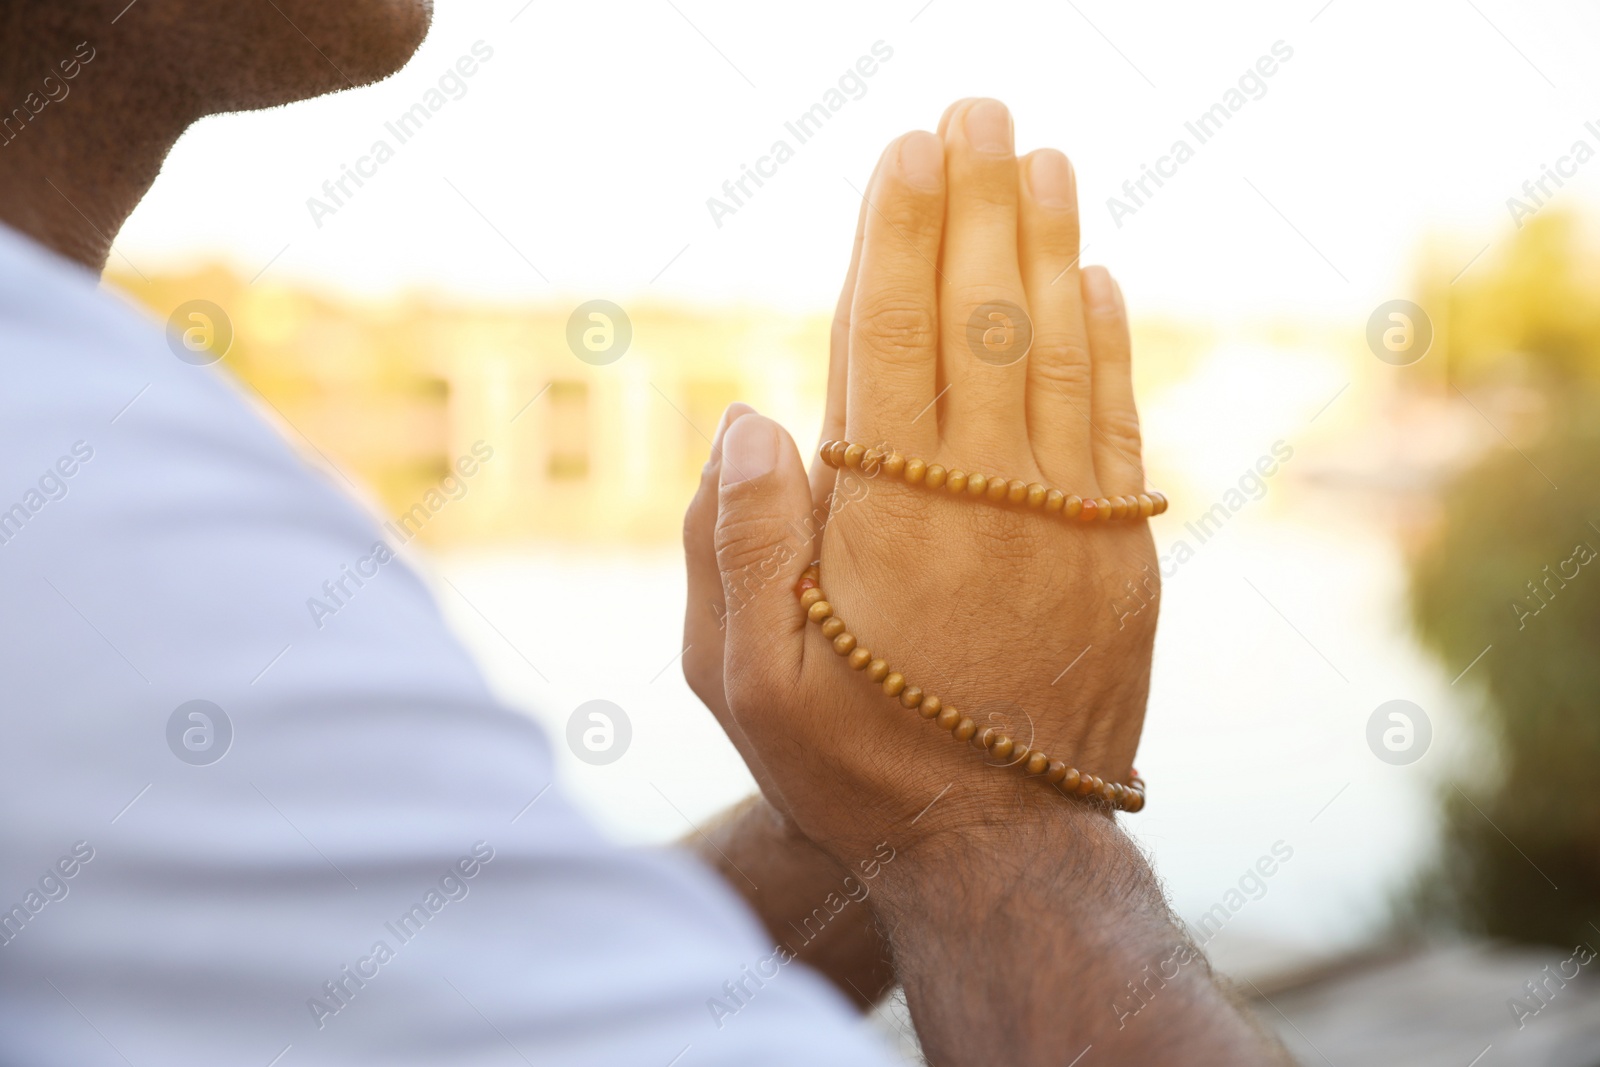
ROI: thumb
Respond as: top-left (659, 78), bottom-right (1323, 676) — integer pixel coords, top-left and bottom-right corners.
top-left (682, 402), bottom-right (757, 723)
top-left (715, 411), bottom-right (815, 705)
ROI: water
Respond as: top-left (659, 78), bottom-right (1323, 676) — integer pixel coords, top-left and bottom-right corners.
top-left (429, 506), bottom-right (1465, 980)
top-left (422, 335), bottom-right (1470, 980)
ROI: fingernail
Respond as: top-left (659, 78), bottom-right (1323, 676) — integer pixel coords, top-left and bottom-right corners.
top-left (721, 414), bottom-right (778, 485)
top-left (1083, 266), bottom-right (1116, 310)
top-left (1028, 151), bottom-right (1074, 208)
top-left (964, 99), bottom-right (1013, 155)
top-left (708, 402), bottom-right (756, 471)
top-left (898, 131), bottom-right (943, 192)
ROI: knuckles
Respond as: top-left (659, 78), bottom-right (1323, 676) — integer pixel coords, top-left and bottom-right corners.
top-left (1095, 409), bottom-right (1145, 459)
top-left (851, 294), bottom-right (938, 364)
top-left (870, 188), bottom-right (943, 246)
top-left (1027, 336), bottom-right (1094, 393)
top-left (712, 510), bottom-right (801, 585)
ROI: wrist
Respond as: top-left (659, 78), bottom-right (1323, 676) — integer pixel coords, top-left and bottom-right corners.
top-left (871, 792), bottom-right (1152, 934)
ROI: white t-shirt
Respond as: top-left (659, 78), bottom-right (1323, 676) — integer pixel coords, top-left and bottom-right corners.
top-left (0, 224), bottom-right (894, 1066)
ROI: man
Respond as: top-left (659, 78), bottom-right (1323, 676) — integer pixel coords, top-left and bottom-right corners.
top-left (0, 1), bottom-right (1285, 1063)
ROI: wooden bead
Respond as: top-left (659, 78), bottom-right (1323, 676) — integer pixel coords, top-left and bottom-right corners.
top-left (905, 458), bottom-right (927, 484)
top-left (797, 547), bottom-right (1153, 816)
top-left (819, 442), bottom-right (837, 467)
top-left (1065, 494), bottom-right (1083, 519)
top-left (966, 472), bottom-right (987, 496)
top-left (1137, 493), bottom-right (1155, 519)
top-left (1109, 496), bottom-right (1129, 520)
top-left (842, 443), bottom-right (866, 468)
top-left (884, 451), bottom-right (906, 477)
top-left (947, 470), bottom-right (967, 493)
top-left (1006, 479), bottom-right (1028, 503)
top-left (1078, 497), bottom-right (1097, 522)
top-left (1152, 491), bottom-right (1168, 515)
top-left (987, 477), bottom-right (1009, 502)
top-left (1044, 488), bottom-right (1065, 514)
top-left (925, 464), bottom-right (947, 488)
top-left (1025, 482), bottom-right (1046, 507)
top-left (1094, 498), bottom-right (1112, 521)
top-left (860, 448), bottom-right (883, 475)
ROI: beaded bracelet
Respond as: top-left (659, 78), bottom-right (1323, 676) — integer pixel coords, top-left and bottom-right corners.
top-left (820, 439), bottom-right (1167, 523)
top-left (796, 563), bottom-right (1146, 813)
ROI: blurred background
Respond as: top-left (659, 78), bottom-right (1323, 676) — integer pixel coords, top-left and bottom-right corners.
top-left (108, 0), bottom-right (1600, 1061)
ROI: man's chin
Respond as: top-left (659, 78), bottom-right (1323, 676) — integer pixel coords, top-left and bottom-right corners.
top-left (357, 0), bottom-right (435, 85)
top-left (211, 0), bottom-right (435, 111)
top-left (320, 0), bottom-right (435, 93)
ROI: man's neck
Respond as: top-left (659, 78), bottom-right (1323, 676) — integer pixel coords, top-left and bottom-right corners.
top-left (0, 35), bottom-right (194, 272)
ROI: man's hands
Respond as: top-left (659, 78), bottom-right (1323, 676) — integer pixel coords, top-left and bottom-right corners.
top-left (686, 98), bottom-right (1158, 862)
top-left (681, 99), bottom-right (1290, 1065)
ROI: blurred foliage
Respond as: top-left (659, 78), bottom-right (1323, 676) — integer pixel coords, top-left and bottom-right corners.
top-left (1407, 211), bottom-right (1600, 946)
top-left (1439, 211), bottom-right (1600, 391)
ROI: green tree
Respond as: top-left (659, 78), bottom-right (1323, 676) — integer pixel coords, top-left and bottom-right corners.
top-left (1408, 212), bottom-right (1600, 945)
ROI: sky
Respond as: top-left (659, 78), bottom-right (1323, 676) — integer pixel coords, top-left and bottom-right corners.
top-left (114, 0), bottom-right (1600, 321)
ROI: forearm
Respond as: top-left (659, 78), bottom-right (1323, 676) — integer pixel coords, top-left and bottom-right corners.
top-left (873, 802), bottom-right (1290, 1066)
top-left (684, 795), bottom-right (895, 1009)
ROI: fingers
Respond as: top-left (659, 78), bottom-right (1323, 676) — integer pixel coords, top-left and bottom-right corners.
top-left (846, 130), bottom-right (945, 457)
top-left (1081, 268), bottom-right (1146, 495)
top-left (936, 98), bottom-right (1032, 461)
top-left (812, 166), bottom-right (874, 512)
top-left (1019, 149), bottom-right (1097, 492)
top-left (715, 413), bottom-right (815, 724)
